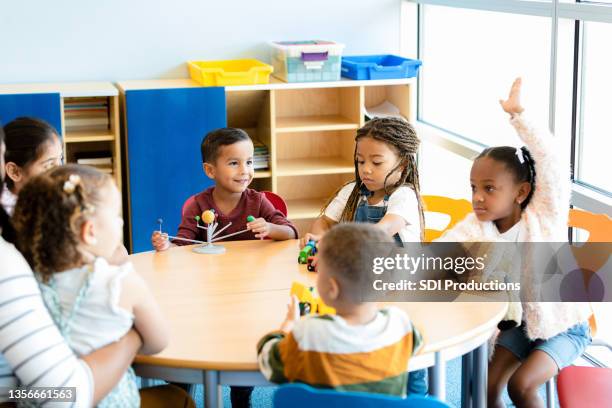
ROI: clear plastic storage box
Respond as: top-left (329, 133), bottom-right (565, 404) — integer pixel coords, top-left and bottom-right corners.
top-left (270, 40), bottom-right (345, 83)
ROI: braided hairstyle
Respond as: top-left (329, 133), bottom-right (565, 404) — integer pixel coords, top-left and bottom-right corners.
top-left (12, 164), bottom-right (111, 281)
top-left (477, 146), bottom-right (536, 209)
top-left (324, 117), bottom-right (425, 242)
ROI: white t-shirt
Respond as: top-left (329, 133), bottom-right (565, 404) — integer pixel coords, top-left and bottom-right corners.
top-left (498, 221), bottom-right (523, 242)
top-left (489, 220), bottom-right (524, 283)
top-left (48, 258), bottom-right (135, 356)
top-left (1, 184), bottom-right (17, 216)
top-left (324, 182), bottom-right (421, 242)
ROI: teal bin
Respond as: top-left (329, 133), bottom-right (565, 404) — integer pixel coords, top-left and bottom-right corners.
top-left (270, 40), bottom-right (345, 83)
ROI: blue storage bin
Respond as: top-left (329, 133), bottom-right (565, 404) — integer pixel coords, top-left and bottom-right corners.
top-left (341, 55), bottom-right (422, 80)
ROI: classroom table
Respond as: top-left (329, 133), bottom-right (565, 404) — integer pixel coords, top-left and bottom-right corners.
top-left (130, 240), bottom-right (507, 408)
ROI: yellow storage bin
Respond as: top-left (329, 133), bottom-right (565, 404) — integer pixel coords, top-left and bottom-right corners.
top-left (187, 59), bottom-right (273, 86)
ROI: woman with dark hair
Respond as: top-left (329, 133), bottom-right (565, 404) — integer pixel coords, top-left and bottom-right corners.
top-left (2, 117), bottom-right (62, 216)
top-left (0, 125), bottom-right (194, 407)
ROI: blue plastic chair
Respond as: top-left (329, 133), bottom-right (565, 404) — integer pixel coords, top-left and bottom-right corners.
top-left (274, 384), bottom-right (452, 408)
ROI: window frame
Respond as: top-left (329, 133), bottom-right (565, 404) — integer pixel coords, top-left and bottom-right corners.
top-left (403, 0), bottom-right (612, 214)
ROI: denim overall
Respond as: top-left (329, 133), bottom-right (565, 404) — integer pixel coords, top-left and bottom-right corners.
top-left (354, 185), bottom-right (428, 395)
top-left (354, 185), bottom-right (403, 245)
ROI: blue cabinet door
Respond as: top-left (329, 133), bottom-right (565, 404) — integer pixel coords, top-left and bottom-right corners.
top-left (0, 93), bottom-right (62, 136)
top-left (125, 87), bottom-right (226, 253)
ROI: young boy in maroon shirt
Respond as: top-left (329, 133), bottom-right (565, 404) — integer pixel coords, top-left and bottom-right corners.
top-left (151, 127), bottom-right (296, 407)
top-left (152, 128), bottom-right (297, 250)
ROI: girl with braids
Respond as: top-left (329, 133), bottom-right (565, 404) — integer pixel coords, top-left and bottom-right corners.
top-left (300, 116), bottom-right (428, 396)
top-left (12, 164), bottom-right (170, 408)
top-left (2, 117), bottom-right (62, 216)
top-left (301, 116), bottom-right (425, 246)
top-left (437, 79), bottom-right (591, 408)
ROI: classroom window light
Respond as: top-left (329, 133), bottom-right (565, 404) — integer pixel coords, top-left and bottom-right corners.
top-left (419, 5), bottom-right (551, 147)
top-left (576, 21), bottom-right (612, 195)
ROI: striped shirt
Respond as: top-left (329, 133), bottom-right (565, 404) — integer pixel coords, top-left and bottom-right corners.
top-left (257, 307), bottom-right (423, 397)
top-left (0, 237), bottom-right (93, 407)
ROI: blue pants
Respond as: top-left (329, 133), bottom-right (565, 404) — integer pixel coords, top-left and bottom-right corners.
top-left (408, 369), bottom-right (428, 395)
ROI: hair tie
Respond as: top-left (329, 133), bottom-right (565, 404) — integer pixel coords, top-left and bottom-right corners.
top-left (515, 147), bottom-right (525, 164)
top-left (63, 174), bottom-right (96, 213)
top-left (63, 174), bottom-right (81, 194)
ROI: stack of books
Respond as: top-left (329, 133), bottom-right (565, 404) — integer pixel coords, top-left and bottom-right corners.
top-left (74, 151), bottom-right (113, 175)
top-left (64, 97), bottom-right (110, 131)
top-left (253, 140), bottom-right (269, 170)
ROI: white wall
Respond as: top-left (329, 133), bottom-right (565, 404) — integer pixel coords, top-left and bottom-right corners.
top-left (0, 0), bottom-right (401, 83)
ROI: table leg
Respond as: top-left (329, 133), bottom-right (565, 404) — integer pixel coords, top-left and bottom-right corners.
top-left (204, 370), bottom-right (221, 408)
top-left (461, 351), bottom-right (473, 408)
top-left (427, 351), bottom-right (446, 400)
top-left (472, 342), bottom-right (488, 408)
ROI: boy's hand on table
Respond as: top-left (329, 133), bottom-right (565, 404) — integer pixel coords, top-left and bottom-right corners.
top-left (300, 233), bottom-right (321, 247)
top-left (279, 295), bottom-right (300, 333)
top-left (151, 231), bottom-right (170, 251)
top-left (247, 217), bottom-right (271, 239)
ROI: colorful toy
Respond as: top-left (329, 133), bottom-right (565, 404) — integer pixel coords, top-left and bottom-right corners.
top-left (202, 209), bottom-right (216, 224)
top-left (291, 282), bottom-right (335, 316)
top-left (307, 256), bottom-right (317, 272)
top-left (155, 212), bottom-right (256, 254)
top-left (298, 240), bottom-right (317, 264)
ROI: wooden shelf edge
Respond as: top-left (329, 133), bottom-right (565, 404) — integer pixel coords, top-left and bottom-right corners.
top-left (275, 115), bottom-right (359, 134)
top-left (276, 168), bottom-right (354, 177)
top-left (276, 157), bottom-right (354, 177)
top-left (115, 77), bottom-right (415, 93)
top-left (286, 198), bottom-right (327, 220)
top-left (276, 124), bottom-right (359, 133)
top-left (64, 135), bottom-right (115, 143)
top-left (253, 171), bottom-right (271, 178)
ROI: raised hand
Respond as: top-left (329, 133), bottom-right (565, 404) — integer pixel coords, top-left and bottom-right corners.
top-left (499, 77), bottom-right (524, 116)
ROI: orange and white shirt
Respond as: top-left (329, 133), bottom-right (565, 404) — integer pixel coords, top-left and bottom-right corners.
top-left (257, 307), bottom-right (423, 396)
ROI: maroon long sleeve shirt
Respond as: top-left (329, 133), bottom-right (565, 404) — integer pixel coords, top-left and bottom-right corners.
top-left (174, 187), bottom-right (297, 244)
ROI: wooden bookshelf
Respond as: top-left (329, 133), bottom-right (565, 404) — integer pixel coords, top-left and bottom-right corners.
top-left (64, 129), bottom-right (116, 143)
top-left (275, 115), bottom-right (360, 133)
top-left (0, 82), bottom-right (122, 193)
top-left (276, 157), bottom-right (354, 176)
top-left (253, 170), bottom-right (272, 178)
top-left (117, 78), bottom-right (415, 240)
top-left (285, 197), bottom-right (328, 220)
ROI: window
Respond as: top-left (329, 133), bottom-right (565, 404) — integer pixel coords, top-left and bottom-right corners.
top-left (576, 21), bottom-right (612, 194)
top-left (420, 5), bottom-right (551, 146)
top-left (406, 0), bottom-right (612, 370)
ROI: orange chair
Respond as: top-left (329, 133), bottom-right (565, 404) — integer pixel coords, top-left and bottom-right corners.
top-left (421, 195), bottom-right (472, 242)
top-left (567, 208), bottom-right (612, 337)
top-left (546, 209), bottom-right (612, 408)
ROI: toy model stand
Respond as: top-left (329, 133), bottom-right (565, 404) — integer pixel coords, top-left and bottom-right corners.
top-left (193, 242), bottom-right (226, 254)
top-left (156, 212), bottom-right (255, 255)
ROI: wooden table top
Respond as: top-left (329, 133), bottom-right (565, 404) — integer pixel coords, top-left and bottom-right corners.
top-left (130, 240), bottom-right (313, 296)
top-left (132, 240), bottom-right (507, 371)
